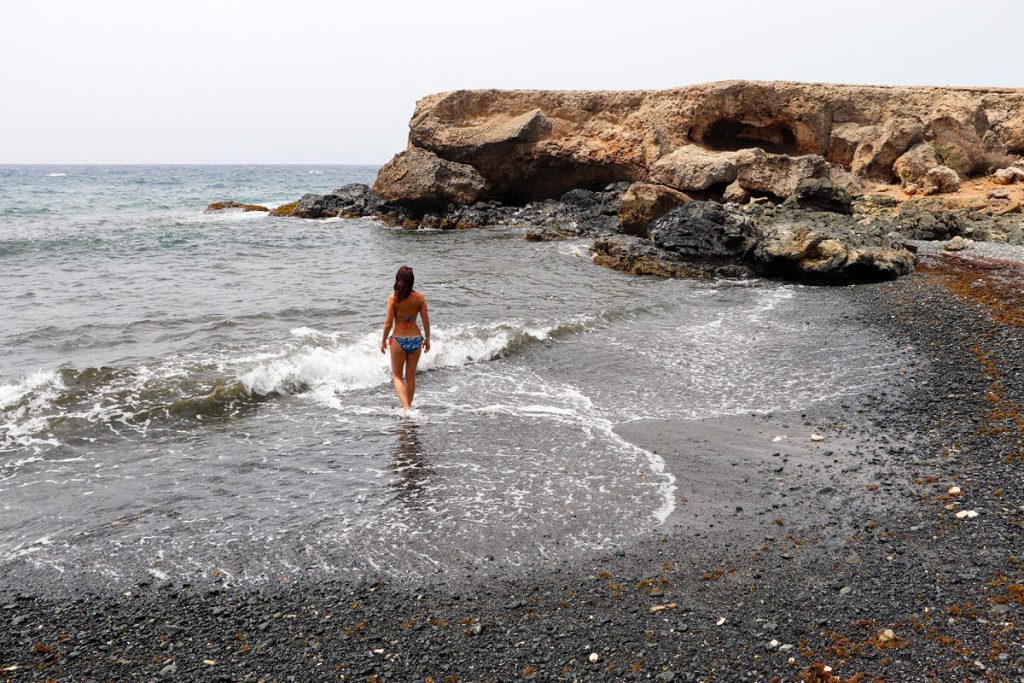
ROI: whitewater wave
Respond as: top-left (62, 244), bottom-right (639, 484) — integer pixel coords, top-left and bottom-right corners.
top-left (240, 320), bottom-right (582, 402)
top-left (0, 318), bottom-right (584, 450)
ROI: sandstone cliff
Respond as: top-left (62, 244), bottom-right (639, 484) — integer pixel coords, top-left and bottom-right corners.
top-left (374, 80), bottom-right (1024, 204)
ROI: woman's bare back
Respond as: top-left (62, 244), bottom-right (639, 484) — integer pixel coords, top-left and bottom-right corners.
top-left (389, 292), bottom-right (424, 338)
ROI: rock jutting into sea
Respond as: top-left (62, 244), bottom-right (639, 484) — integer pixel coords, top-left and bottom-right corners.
top-left (212, 80), bottom-right (1024, 284)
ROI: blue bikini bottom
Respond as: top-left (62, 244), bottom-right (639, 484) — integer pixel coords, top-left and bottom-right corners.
top-left (390, 336), bottom-right (423, 353)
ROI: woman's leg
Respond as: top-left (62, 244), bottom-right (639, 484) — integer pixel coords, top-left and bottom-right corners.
top-left (404, 348), bottom-right (422, 406)
top-left (389, 342), bottom-right (411, 410)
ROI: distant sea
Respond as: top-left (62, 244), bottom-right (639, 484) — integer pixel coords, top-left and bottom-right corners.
top-left (0, 165), bottom-right (905, 590)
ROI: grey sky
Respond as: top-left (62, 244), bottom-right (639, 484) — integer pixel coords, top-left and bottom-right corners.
top-left (2, 0), bottom-right (1020, 164)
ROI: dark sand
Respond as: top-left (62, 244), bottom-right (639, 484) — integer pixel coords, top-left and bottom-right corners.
top-left (2, 253), bottom-right (1023, 682)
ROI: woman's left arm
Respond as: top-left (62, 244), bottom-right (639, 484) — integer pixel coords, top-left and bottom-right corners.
top-left (421, 296), bottom-right (431, 353)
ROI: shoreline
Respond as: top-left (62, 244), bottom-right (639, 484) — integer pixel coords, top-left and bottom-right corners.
top-left (3, 255), bottom-right (1022, 681)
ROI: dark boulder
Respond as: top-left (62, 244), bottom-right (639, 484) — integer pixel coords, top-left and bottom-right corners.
top-left (591, 235), bottom-right (753, 279)
top-left (648, 202), bottom-right (753, 260)
top-left (782, 177), bottom-right (853, 214)
top-left (291, 184), bottom-right (387, 219)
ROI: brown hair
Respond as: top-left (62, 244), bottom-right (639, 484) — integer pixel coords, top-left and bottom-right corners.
top-left (394, 265), bottom-right (414, 302)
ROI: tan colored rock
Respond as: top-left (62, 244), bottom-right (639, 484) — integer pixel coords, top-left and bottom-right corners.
top-left (893, 143), bottom-right (940, 184)
top-left (921, 166), bottom-right (961, 195)
top-left (415, 108), bottom-right (552, 155)
top-left (205, 201), bottom-right (269, 212)
top-left (372, 147), bottom-right (488, 206)
top-left (851, 116), bottom-right (925, 180)
top-left (736, 154), bottom-right (831, 198)
top-left (828, 123), bottom-right (874, 168)
top-left (943, 236), bottom-right (971, 251)
top-left (993, 166), bottom-right (1024, 184)
top-left (722, 180), bottom-right (750, 204)
top-left (383, 80), bottom-right (1024, 203)
top-left (648, 146), bottom-right (754, 191)
top-left (993, 168), bottom-right (1015, 184)
top-left (617, 182), bottom-right (692, 236)
top-left (269, 201), bottom-right (299, 217)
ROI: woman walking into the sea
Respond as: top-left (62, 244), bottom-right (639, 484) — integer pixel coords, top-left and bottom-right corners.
top-left (380, 265), bottom-right (431, 412)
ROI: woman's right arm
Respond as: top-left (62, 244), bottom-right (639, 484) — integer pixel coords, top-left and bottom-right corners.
top-left (421, 296), bottom-right (431, 353)
top-left (380, 296), bottom-right (395, 354)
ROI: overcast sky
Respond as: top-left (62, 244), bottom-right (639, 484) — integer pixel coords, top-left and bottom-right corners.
top-left (2, 0), bottom-right (1020, 164)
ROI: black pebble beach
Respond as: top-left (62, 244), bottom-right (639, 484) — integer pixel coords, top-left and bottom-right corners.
top-left (2, 252), bottom-right (1023, 682)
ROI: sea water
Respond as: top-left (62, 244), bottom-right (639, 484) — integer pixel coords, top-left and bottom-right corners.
top-left (0, 165), bottom-right (906, 589)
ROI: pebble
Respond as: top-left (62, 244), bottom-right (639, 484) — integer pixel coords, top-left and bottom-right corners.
top-left (845, 553), bottom-right (860, 566)
top-left (955, 509), bottom-right (979, 519)
top-left (810, 434), bottom-right (825, 442)
top-left (588, 652), bottom-right (599, 663)
top-left (947, 485), bottom-right (961, 495)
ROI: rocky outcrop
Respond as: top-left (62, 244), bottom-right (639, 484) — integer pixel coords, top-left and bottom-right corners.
top-left (213, 81), bottom-right (1024, 286)
top-left (205, 201), bottom-right (269, 213)
top-left (591, 235), bottom-right (752, 279)
top-left (750, 212), bottom-right (915, 283)
top-left (592, 199), bottom-right (915, 285)
top-left (372, 148), bottom-right (489, 207)
top-left (385, 80), bottom-right (1024, 208)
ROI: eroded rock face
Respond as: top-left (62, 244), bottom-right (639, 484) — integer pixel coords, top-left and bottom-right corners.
top-left (386, 80), bottom-right (1024, 205)
top-left (372, 148), bottom-right (489, 207)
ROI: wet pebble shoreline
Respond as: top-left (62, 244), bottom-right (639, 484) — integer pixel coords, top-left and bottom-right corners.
top-left (2, 260), bottom-right (1023, 682)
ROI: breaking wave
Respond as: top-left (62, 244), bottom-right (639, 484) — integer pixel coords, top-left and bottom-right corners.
top-left (0, 319), bottom-right (585, 450)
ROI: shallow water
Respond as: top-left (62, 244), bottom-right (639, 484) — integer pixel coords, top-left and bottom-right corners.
top-left (0, 165), bottom-right (910, 588)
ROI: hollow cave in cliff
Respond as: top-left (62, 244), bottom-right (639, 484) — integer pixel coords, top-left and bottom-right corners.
top-left (700, 118), bottom-right (799, 155)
